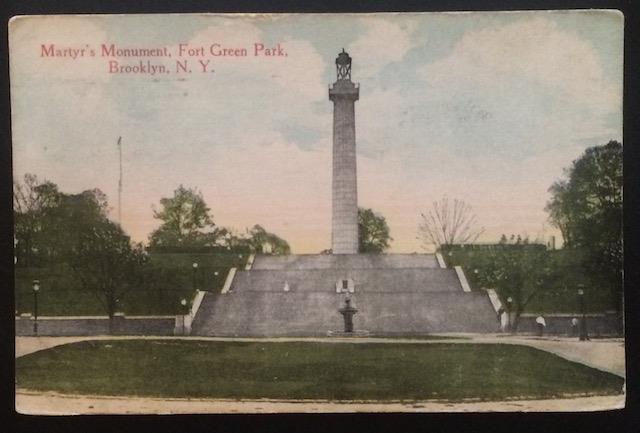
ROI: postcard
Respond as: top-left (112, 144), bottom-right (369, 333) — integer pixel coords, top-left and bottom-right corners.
top-left (10, 11), bottom-right (624, 414)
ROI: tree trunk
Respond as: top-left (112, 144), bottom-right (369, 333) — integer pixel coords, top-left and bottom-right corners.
top-left (106, 297), bottom-right (116, 335)
top-left (511, 314), bottom-right (520, 333)
top-left (23, 234), bottom-right (31, 267)
top-left (511, 305), bottom-right (526, 333)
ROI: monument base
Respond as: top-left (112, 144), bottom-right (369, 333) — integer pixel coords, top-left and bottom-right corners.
top-left (326, 330), bottom-right (370, 338)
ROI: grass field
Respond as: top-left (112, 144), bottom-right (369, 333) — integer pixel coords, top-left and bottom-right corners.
top-left (15, 340), bottom-right (624, 401)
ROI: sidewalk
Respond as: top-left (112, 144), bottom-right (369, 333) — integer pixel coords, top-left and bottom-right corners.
top-left (15, 390), bottom-right (624, 414)
top-left (478, 336), bottom-right (625, 377)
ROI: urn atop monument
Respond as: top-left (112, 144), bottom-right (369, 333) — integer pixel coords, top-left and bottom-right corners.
top-left (335, 49), bottom-right (352, 81)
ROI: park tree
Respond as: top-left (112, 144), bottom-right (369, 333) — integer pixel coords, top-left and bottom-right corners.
top-left (13, 175), bottom-right (112, 266)
top-left (50, 188), bottom-right (146, 321)
top-left (13, 174), bottom-right (60, 266)
top-left (545, 140), bottom-right (623, 316)
top-left (470, 241), bottom-right (558, 331)
top-left (14, 179), bottom-right (146, 322)
top-left (418, 196), bottom-right (484, 249)
top-left (218, 225), bottom-right (290, 255)
top-left (244, 224), bottom-right (291, 255)
top-left (42, 188), bottom-right (111, 262)
top-left (69, 218), bottom-right (146, 322)
top-left (358, 208), bottom-right (392, 253)
top-left (442, 237), bottom-right (597, 331)
top-left (41, 188), bottom-right (146, 321)
top-left (149, 185), bottom-right (221, 249)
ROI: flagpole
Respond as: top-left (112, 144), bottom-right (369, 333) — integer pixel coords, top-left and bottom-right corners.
top-left (117, 136), bottom-right (122, 224)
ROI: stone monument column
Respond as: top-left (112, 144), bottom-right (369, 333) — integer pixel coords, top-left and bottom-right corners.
top-left (329, 49), bottom-right (359, 254)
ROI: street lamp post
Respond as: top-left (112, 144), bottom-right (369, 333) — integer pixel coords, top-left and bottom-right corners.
top-left (180, 298), bottom-right (188, 336)
top-left (578, 287), bottom-right (589, 341)
top-left (32, 280), bottom-right (40, 336)
top-left (192, 262), bottom-right (198, 291)
top-left (506, 296), bottom-right (513, 333)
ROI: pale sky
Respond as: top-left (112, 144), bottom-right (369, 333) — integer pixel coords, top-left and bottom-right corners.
top-left (10, 11), bottom-right (623, 253)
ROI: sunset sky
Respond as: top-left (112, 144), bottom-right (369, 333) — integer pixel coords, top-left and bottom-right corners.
top-left (10, 11), bottom-right (623, 253)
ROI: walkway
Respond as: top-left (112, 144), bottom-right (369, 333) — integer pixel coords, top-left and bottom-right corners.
top-left (15, 391), bottom-right (624, 414)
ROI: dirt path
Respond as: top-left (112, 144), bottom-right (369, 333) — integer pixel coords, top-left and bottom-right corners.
top-left (14, 390), bottom-right (624, 414)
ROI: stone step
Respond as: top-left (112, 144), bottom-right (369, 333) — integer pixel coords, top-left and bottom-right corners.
top-left (251, 254), bottom-right (439, 270)
top-left (230, 268), bottom-right (464, 293)
top-left (191, 291), bottom-right (499, 336)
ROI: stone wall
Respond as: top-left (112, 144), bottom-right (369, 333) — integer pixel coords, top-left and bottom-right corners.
top-left (515, 312), bottom-right (620, 337)
top-left (15, 314), bottom-right (177, 336)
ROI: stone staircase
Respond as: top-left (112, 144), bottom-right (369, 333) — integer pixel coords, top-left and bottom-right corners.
top-left (251, 254), bottom-right (439, 270)
top-left (190, 254), bottom-right (500, 337)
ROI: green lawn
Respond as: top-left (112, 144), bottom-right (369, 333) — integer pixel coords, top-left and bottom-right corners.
top-left (15, 341), bottom-right (624, 401)
top-left (368, 334), bottom-right (470, 340)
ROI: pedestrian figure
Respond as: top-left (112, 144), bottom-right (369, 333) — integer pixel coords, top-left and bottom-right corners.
top-left (571, 317), bottom-right (579, 337)
top-left (535, 315), bottom-right (546, 337)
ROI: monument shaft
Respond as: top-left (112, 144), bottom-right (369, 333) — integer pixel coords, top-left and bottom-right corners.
top-left (329, 50), bottom-right (359, 254)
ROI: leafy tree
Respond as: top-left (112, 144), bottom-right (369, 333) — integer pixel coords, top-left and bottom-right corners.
top-left (443, 241), bottom-right (592, 331)
top-left (244, 224), bottom-right (291, 255)
top-left (418, 196), bottom-right (484, 249)
top-left (499, 234), bottom-right (527, 245)
top-left (486, 245), bottom-right (543, 318)
top-left (13, 178), bottom-right (146, 322)
top-left (463, 242), bottom-right (557, 331)
top-left (42, 188), bottom-right (111, 262)
top-left (149, 185), bottom-right (221, 248)
top-left (69, 218), bottom-right (146, 322)
top-left (43, 188), bottom-right (145, 321)
top-left (545, 140), bottom-right (623, 316)
top-left (358, 208), bottom-right (392, 253)
top-left (13, 175), bottom-right (112, 267)
top-left (13, 174), bottom-right (60, 266)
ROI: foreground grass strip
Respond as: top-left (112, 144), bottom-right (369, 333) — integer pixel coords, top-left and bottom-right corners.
top-left (15, 340), bottom-right (624, 401)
